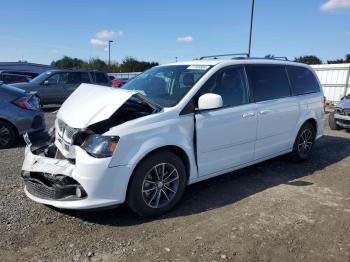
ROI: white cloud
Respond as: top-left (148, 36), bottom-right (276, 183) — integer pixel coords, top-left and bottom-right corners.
top-left (176, 36), bottom-right (193, 42)
top-left (321, 0), bottom-right (350, 11)
top-left (95, 30), bottom-right (123, 39)
top-left (90, 38), bottom-right (108, 46)
top-left (104, 47), bottom-right (109, 52)
top-left (50, 49), bottom-right (59, 54)
top-left (90, 30), bottom-right (123, 48)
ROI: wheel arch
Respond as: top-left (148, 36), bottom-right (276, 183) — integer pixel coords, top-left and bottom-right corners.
top-left (125, 145), bottom-right (192, 199)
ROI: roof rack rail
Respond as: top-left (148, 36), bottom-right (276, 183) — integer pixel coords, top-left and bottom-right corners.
top-left (271, 56), bottom-right (289, 61)
top-left (199, 53), bottom-right (249, 60)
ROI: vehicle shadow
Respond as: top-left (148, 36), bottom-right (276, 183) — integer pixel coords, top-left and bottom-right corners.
top-left (56, 134), bottom-right (350, 226)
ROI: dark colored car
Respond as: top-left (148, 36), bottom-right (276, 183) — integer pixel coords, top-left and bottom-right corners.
top-left (0, 72), bottom-right (31, 84)
top-left (0, 83), bottom-right (45, 149)
top-left (12, 69), bottom-right (112, 105)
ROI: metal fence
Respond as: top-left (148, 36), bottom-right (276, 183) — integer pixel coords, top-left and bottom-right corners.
top-left (311, 64), bottom-right (350, 102)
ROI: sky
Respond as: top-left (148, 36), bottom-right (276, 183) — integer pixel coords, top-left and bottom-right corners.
top-left (0, 0), bottom-right (349, 65)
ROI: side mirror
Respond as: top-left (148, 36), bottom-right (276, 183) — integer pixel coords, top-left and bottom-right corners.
top-left (198, 93), bottom-right (223, 111)
top-left (42, 80), bottom-right (49, 86)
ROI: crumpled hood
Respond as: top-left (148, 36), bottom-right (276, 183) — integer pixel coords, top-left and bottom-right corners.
top-left (57, 83), bottom-right (138, 129)
top-left (337, 98), bottom-right (350, 109)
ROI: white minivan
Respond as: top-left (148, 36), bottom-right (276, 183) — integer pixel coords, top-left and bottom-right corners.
top-left (22, 57), bottom-right (325, 217)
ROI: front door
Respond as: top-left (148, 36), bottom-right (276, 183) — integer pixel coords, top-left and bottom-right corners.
top-left (195, 66), bottom-right (258, 177)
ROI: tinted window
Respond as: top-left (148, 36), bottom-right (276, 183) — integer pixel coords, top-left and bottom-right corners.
top-left (67, 72), bottom-right (91, 84)
top-left (196, 66), bottom-right (250, 107)
top-left (94, 72), bottom-right (109, 84)
top-left (287, 66), bottom-right (320, 95)
top-left (2, 74), bottom-right (25, 84)
top-left (246, 65), bottom-right (291, 102)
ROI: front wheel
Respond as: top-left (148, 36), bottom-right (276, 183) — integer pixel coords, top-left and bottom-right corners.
top-left (290, 122), bottom-right (316, 162)
top-left (127, 150), bottom-right (187, 217)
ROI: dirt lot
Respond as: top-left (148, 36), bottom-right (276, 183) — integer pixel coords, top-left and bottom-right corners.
top-left (0, 111), bottom-right (349, 262)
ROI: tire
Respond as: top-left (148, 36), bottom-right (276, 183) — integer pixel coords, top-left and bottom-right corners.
top-left (127, 150), bottom-right (187, 217)
top-left (0, 120), bottom-right (17, 149)
top-left (290, 122), bottom-right (316, 162)
top-left (329, 112), bottom-right (341, 130)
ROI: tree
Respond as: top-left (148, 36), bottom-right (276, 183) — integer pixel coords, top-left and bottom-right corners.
top-left (294, 55), bottom-right (322, 65)
top-left (51, 56), bottom-right (158, 72)
top-left (119, 57), bottom-right (159, 72)
top-left (327, 54), bottom-right (350, 64)
top-left (51, 56), bottom-right (85, 69)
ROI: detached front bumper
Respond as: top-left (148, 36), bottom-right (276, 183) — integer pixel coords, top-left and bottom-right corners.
top-left (21, 144), bottom-right (134, 210)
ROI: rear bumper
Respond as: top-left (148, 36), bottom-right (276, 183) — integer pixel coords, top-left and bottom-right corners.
top-left (21, 144), bottom-right (134, 210)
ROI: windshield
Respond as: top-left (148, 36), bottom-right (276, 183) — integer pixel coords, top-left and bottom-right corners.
top-left (122, 65), bottom-right (211, 107)
top-left (30, 71), bottom-right (52, 84)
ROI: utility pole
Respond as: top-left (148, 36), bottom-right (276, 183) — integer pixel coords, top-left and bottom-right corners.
top-left (108, 40), bottom-right (114, 67)
top-left (248, 0), bottom-right (255, 57)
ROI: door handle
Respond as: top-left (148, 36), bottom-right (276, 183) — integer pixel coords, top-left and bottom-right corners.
top-left (242, 112), bottom-right (255, 118)
top-left (259, 110), bottom-right (272, 115)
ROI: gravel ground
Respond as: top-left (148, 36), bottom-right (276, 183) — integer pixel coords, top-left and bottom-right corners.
top-left (0, 111), bottom-right (350, 262)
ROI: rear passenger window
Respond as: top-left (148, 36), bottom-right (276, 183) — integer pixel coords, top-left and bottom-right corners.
top-left (67, 72), bottom-right (91, 84)
top-left (246, 65), bottom-right (291, 102)
top-left (287, 66), bottom-right (320, 95)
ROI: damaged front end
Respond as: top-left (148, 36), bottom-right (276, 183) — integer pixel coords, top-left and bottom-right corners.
top-left (21, 84), bottom-right (161, 206)
top-left (21, 137), bottom-right (87, 201)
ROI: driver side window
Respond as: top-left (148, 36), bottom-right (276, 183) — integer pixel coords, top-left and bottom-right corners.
top-left (195, 66), bottom-right (250, 108)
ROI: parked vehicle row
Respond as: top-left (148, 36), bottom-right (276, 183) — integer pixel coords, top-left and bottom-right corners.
top-left (12, 69), bottom-right (111, 105)
top-left (20, 57), bottom-right (325, 217)
top-left (0, 83), bottom-right (44, 149)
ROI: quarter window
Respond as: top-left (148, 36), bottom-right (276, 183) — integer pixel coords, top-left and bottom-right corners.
top-left (287, 66), bottom-right (320, 95)
top-left (246, 65), bottom-right (291, 102)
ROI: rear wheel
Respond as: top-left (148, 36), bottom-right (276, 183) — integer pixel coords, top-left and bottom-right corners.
top-left (329, 112), bottom-right (341, 130)
top-left (127, 150), bottom-right (187, 217)
top-left (290, 122), bottom-right (316, 162)
top-left (0, 120), bottom-right (17, 149)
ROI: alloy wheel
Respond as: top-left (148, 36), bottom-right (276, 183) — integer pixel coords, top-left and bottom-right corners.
top-left (297, 129), bottom-right (313, 156)
top-left (142, 163), bottom-right (180, 209)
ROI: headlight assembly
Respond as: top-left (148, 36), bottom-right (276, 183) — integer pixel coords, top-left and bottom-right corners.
top-left (81, 135), bottom-right (119, 158)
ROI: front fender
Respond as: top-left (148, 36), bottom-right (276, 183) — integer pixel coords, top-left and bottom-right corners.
top-left (108, 115), bottom-right (198, 181)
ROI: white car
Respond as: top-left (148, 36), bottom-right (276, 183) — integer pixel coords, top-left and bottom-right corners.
top-left (21, 57), bottom-right (325, 217)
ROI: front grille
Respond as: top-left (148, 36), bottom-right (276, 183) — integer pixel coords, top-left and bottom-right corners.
top-left (31, 116), bottom-right (43, 129)
top-left (22, 172), bottom-right (87, 200)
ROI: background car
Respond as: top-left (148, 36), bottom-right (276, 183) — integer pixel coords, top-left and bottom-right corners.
top-left (329, 94), bottom-right (350, 130)
top-left (112, 77), bottom-right (128, 88)
top-left (0, 71), bottom-right (31, 84)
top-left (0, 83), bottom-right (45, 149)
top-left (12, 69), bottom-right (112, 105)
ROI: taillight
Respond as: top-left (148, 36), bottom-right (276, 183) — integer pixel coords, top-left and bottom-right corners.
top-left (13, 95), bottom-right (40, 111)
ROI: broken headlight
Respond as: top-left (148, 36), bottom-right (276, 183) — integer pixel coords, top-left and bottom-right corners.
top-left (81, 135), bottom-right (119, 158)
